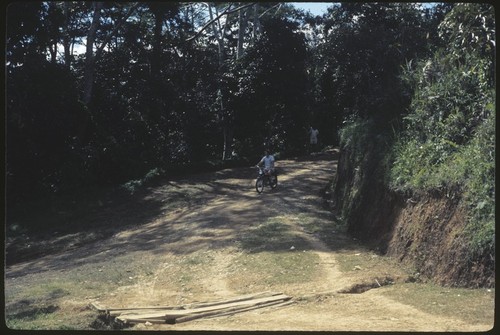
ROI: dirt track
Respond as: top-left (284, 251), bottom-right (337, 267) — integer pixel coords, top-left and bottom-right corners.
top-left (4, 150), bottom-right (493, 331)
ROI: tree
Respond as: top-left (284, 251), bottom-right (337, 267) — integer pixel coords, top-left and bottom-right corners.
top-left (232, 16), bottom-right (310, 156)
top-left (6, 2), bottom-right (86, 198)
top-left (6, 1), bottom-right (48, 65)
top-left (79, 2), bottom-right (140, 143)
top-left (6, 56), bottom-right (84, 198)
top-left (438, 3), bottom-right (495, 83)
top-left (186, 2), bottom-right (286, 160)
top-left (315, 3), bottom-right (441, 133)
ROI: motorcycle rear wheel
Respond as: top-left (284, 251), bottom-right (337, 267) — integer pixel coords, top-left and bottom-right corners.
top-left (270, 175), bottom-right (278, 189)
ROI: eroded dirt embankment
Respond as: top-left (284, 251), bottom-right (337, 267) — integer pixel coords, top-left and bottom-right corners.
top-left (329, 148), bottom-right (494, 288)
top-left (386, 195), bottom-right (494, 288)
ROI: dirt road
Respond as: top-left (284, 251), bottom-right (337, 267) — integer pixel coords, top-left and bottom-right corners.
top-left (4, 150), bottom-right (493, 331)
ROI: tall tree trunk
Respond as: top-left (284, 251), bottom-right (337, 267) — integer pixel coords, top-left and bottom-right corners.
top-left (205, 3), bottom-right (254, 160)
top-left (208, 3), bottom-right (225, 65)
top-left (82, 2), bottom-right (102, 106)
top-left (79, 2), bottom-right (138, 142)
top-left (62, 1), bottom-right (72, 68)
top-left (49, 43), bottom-right (57, 63)
top-left (208, 3), bottom-right (230, 160)
top-left (253, 3), bottom-right (261, 41)
top-left (78, 1), bottom-right (102, 142)
top-left (224, 4), bottom-right (250, 160)
top-left (150, 6), bottom-right (163, 78)
top-left (237, 4), bottom-right (247, 59)
top-left (149, 5), bottom-right (164, 125)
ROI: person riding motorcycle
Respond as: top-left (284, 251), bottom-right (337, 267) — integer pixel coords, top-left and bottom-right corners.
top-left (256, 149), bottom-right (275, 176)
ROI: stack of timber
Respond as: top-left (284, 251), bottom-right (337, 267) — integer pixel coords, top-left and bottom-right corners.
top-left (91, 291), bottom-right (293, 325)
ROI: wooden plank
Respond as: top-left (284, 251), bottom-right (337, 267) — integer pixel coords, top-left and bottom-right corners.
top-left (175, 299), bottom-right (295, 324)
top-left (109, 308), bottom-right (180, 317)
top-left (116, 294), bottom-right (291, 321)
top-left (116, 316), bottom-right (167, 324)
top-left (103, 291), bottom-right (282, 314)
top-left (167, 294), bottom-right (290, 317)
top-left (119, 300), bottom-right (295, 325)
top-left (206, 300), bottom-right (295, 320)
top-left (184, 291), bottom-right (282, 309)
top-left (90, 302), bottom-right (108, 312)
top-left (106, 305), bottom-right (181, 313)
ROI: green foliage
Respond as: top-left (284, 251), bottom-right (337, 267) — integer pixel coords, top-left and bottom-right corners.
top-left (332, 3), bottom-right (494, 272)
top-left (232, 17), bottom-right (310, 156)
top-left (6, 3), bottom-right (319, 201)
top-left (339, 118), bottom-right (376, 165)
top-left (337, 117), bottom-right (394, 223)
top-left (389, 3), bottom-right (495, 259)
top-left (438, 3), bottom-right (495, 65)
top-left (390, 53), bottom-right (494, 193)
top-left (401, 52), bottom-right (492, 146)
top-left (317, 3), bottom-right (439, 127)
top-left (121, 167), bottom-right (165, 194)
top-left (459, 111), bottom-right (495, 255)
top-left (6, 59), bottom-right (86, 198)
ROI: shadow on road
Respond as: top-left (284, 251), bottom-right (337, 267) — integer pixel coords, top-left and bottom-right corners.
top-left (5, 150), bottom-right (357, 279)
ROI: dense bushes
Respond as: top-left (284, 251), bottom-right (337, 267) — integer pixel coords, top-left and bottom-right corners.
top-left (6, 60), bottom-right (87, 198)
top-left (333, 117), bottom-right (397, 244)
top-left (389, 4), bottom-right (495, 261)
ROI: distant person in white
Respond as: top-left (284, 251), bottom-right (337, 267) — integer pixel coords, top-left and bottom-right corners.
top-left (309, 126), bottom-right (319, 152)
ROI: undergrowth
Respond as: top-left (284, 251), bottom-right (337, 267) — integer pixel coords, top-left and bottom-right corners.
top-left (335, 40), bottom-right (494, 285)
top-left (337, 117), bottom-right (393, 222)
top-left (389, 49), bottom-right (495, 261)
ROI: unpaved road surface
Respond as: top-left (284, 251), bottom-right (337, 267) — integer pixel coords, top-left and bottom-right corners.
top-left (5, 150), bottom-right (493, 331)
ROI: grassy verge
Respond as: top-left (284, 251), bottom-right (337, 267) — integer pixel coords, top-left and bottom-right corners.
top-left (382, 283), bottom-right (495, 327)
top-left (228, 251), bottom-right (320, 291)
top-left (238, 216), bottom-right (312, 253)
top-left (4, 249), bottom-right (159, 330)
top-left (228, 216), bottom-right (322, 291)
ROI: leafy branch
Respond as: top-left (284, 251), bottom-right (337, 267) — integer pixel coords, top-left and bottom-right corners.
top-left (186, 2), bottom-right (256, 42)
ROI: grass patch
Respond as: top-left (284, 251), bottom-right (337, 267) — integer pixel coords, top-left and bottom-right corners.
top-left (4, 251), bottom-right (161, 330)
top-left (5, 287), bottom-right (97, 330)
top-left (238, 216), bottom-right (310, 252)
top-left (181, 252), bottom-right (214, 266)
top-left (294, 212), bottom-right (351, 251)
top-left (231, 216), bottom-right (323, 290)
top-left (174, 251), bottom-right (217, 286)
top-left (295, 212), bottom-right (343, 235)
top-left (228, 251), bottom-right (321, 290)
top-left (382, 283), bottom-right (495, 326)
top-left (335, 250), bottom-right (413, 280)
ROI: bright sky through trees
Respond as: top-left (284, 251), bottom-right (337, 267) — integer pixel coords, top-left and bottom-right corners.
top-left (291, 2), bottom-right (332, 15)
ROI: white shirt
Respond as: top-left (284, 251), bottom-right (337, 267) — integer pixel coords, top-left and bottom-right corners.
top-left (309, 128), bottom-right (319, 144)
top-left (260, 155), bottom-right (275, 169)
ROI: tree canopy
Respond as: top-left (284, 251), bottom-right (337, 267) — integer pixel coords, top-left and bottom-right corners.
top-left (5, 2), bottom-right (494, 208)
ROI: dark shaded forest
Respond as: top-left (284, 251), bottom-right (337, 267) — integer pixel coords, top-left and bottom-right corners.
top-left (5, 2), bottom-right (444, 198)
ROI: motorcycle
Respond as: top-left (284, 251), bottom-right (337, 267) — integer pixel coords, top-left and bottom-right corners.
top-left (255, 166), bottom-right (278, 193)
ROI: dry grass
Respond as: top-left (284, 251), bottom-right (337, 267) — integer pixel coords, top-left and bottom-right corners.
top-left (382, 283), bottom-right (495, 327)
